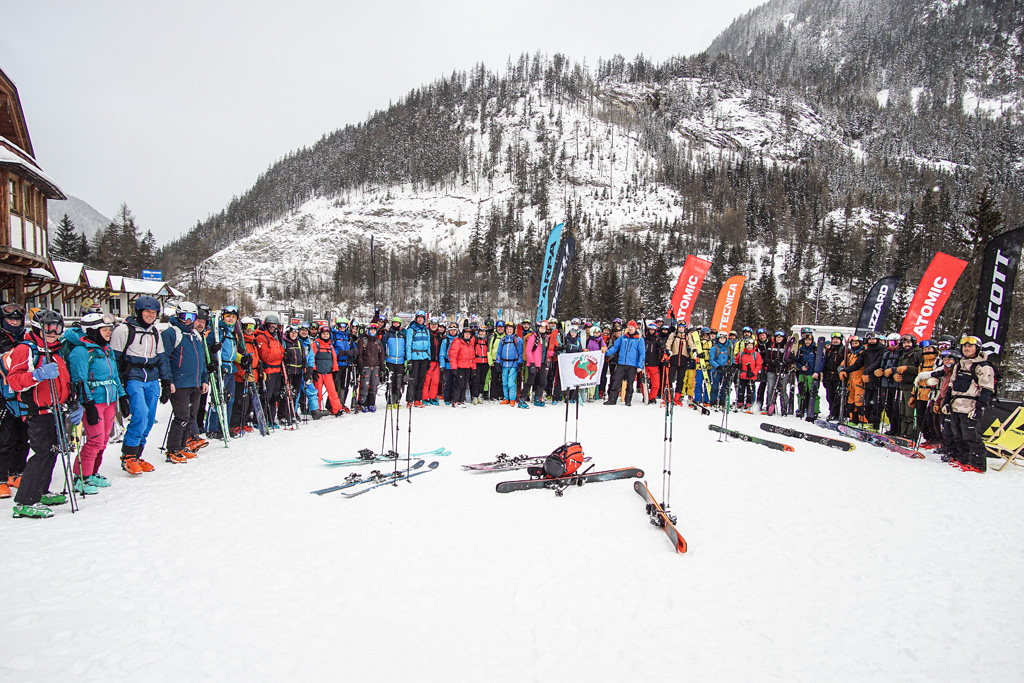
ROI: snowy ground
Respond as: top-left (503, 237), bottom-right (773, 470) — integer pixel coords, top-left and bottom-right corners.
top-left (2, 398), bottom-right (1023, 681)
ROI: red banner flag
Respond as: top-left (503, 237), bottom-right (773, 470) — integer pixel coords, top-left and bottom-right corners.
top-left (710, 275), bottom-right (746, 333)
top-left (899, 252), bottom-right (969, 341)
top-left (668, 255), bottom-right (713, 324)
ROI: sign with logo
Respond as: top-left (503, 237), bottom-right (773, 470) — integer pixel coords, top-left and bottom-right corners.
top-left (668, 255), bottom-right (712, 324)
top-left (899, 252), bottom-right (968, 341)
top-left (972, 225), bottom-right (1024, 356)
top-left (710, 275), bottom-right (747, 333)
top-left (141, 270), bottom-right (163, 281)
top-left (556, 351), bottom-right (605, 390)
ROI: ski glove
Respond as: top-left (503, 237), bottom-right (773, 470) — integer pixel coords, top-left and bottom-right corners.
top-left (84, 401), bottom-right (99, 426)
top-left (208, 340), bottom-right (223, 355)
top-left (119, 396), bottom-right (131, 417)
top-left (68, 402), bottom-right (83, 426)
top-left (241, 354), bottom-right (253, 370)
top-left (160, 380), bottom-right (171, 404)
top-left (32, 362), bottom-right (60, 382)
top-left (207, 361), bottom-right (219, 375)
top-left (304, 368), bottom-right (317, 382)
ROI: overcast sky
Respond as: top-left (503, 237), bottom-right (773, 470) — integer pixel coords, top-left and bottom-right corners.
top-left (1, 0), bottom-right (765, 244)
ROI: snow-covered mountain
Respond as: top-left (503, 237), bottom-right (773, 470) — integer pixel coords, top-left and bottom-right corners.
top-left (47, 194), bottom-right (111, 240)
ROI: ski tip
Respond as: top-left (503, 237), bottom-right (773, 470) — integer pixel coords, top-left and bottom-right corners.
top-left (428, 461), bottom-right (440, 469)
top-left (635, 469), bottom-right (645, 478)
top-left (677, 538), bottom-right (688, 553)
top-left (784, 445), bottom-right (795, 452)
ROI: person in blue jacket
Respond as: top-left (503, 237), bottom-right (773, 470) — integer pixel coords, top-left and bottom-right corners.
top-left (383, 316), bottom-right (407, 408)
top-left (439, 322), bottom-right (459, 404)
top-left (295, 323), bottom-right (320, 413)
top-left (603, 319), bottom-right (645, 406)
top-left (205, 305), bottom-right (240, 439)
top-left (110, 295), bottom-right (171, 474)
top-left (331, 316), bottom-right (356, 408)
top-left (708, 331), bottom-right (733, 407)
top-left (66, 313), bottom-right (124, 494)
top-left (160, 302), bottom-right (210, 463)
top-left (794, 328), bottom-right (825, 418)
top-left (405, 310), bottom-right (431, 406)
top-left (495, 321), bottom-right (523, 405)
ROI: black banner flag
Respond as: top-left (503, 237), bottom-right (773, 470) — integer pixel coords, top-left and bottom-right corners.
top-left (854, 276), bottom-right (900, 337)
top-left (973, 224), bottom-right (1024, 356)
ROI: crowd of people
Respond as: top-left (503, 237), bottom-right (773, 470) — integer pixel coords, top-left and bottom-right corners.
top-left (0, 297), bottom-right (1000, 518)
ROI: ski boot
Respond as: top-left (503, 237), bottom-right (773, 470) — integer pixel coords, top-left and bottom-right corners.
top-left (73, 476), bottom-right (99, 496)
top-left (12, 503), bottom-right (53, 519)
top-left (85, 474), bottom-right (111, 488)
top-left (40, 492), bottom-right (67, 506)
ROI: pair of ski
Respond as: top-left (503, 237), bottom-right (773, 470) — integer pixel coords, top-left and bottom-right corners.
top-left (311, 459), bottom-right (428, 494)
top-left (815, 420), bottom-right (925, 459)
top-left (760, 423), bottom-right (854, 451)
top-left (342, 461), bottom-right (440, 497)
top-left (495, 466), bottom-right (644, 495)
top-left (463, 453), bottom-right (592, 472)
top-left (707, 424), bottom-right (794, 452)
top-left (321, 446), bottom-right (449, 466)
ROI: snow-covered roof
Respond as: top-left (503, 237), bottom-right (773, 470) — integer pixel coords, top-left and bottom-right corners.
top-left (0, 135), bottom-right (65, 200)
top-left (29, 267), bottom-right (53, 280)
top-left (168, 285), bottom-right (185, 297)
top-left (84, 269), bottom-right (109, 289)
top-left (108, 275), bottom-right (124, 291)
top-left (122, 278), bottom-right (167, 295)
top-left (50, 260), bottom-right (84, 284)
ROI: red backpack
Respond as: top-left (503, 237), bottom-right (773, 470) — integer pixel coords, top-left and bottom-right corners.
top-left (544, 442), bottom-right (585, 478)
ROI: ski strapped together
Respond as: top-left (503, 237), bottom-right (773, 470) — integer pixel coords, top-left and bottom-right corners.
top-left (342, 461), bottom-right (440, 497)
top-left (760, 423), bottom-right (855, 451)
top-left (496, 466), bottom-right (644, 495)
top-left (311, 459), bottom-right (427, 495)
top-left (321, 446), bottom-right (448, 466)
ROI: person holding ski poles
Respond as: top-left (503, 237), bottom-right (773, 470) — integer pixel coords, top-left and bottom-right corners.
top-left (7, 310), bottom-right (82, 518)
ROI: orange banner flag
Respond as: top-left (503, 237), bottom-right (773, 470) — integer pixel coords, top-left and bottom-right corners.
top-left (710, 275), bottom-right (746, 333)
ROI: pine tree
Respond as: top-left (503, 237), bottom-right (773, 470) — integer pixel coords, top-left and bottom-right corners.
top-left (50, 214), bottom-right (79, 261)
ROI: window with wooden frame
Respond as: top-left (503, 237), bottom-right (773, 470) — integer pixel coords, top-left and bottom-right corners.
top-left (7, 177), bottom-right (17, 216)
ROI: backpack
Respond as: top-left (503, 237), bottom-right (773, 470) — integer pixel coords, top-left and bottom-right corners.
top-left (544, 442), bottom-right (585, 478)
top-left (0, 340), bottom-right (39, 417)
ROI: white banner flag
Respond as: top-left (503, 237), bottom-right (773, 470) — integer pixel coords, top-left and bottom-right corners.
top-left (556, 351), bottom-right (605, 390)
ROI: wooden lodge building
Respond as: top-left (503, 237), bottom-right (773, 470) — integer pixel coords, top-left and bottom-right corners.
top-left (0, 67), bottom-right (180, 317)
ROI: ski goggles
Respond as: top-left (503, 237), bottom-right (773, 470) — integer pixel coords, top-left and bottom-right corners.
top-left (960, 335), bottom-right (981, 346)
top-left (222, 305), bottom-right (239, 315)
top-left (97, 313), bottom-right (117, 328)
top-left (179, 311), bottom-right (198, 323)
top-left (41, 322), bottom-right (64, 336)
top-left (1, 302), bottom-right (25, 319)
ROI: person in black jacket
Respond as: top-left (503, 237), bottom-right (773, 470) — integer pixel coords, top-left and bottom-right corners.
top-left (822, 332), bottom-right (846, 420)
top-left (0, 302), bottom-right (28, 499)
top-left (858, 332), bottom-right (887, 429)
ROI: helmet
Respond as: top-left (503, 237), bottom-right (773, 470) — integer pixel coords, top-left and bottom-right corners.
top-left (197, 303), bottom-right (211, 321)
top-left (299, 322), bottom-right (310, 330)
top-left (335, 316), bottom-right (347, 324)
top-left (887, 332), bottom-right (901, 342)
top-left (848, 335), bottom-right (861, 344)
top-left (391, 316), bottom-right (402, 323)
top-left (522, 318), bottom-right (531, 324)
top-left (742, 326), bottom-right (753, 334)
top-left (264, 313), bottom-right (280, 326)
top-left (429, 317), bottom-right (439, 324)
top-left (222, 305), bottom-right (239, 316)
top-left (831, 331), bottom-right (844, 340)
top-left (448, 322), bottom-right (458, 330)
top-left (495, 320), bottom-right (504, 328)
top-left (717, 332), bottom-right (727, 340)
top-left (745, 339), bottom-right (755, 347)
top-left (920, 339), bottom-right (933, 348)
top-left (176, 302), bottom-right (198, 323)
top-left (241, 316), bottom-right (256, 327)
top-left (941, 349), bottom-right (963, 361)
top-left (134, 296), bottom-right (161, 315)
top-left (368, 321), bottom-right (379, 329)
top-left (613, 318), bottom-right (623, 325)
top-left (29, 309), bottom-right (64, 334)
top-left (590, 326), bottom-right (601, 336)
top-left (647, 321), bottom-right (657, 329)
top-left (900, 333), bottom-right (916, 343)
top-left (864, 331), bottom-right (878, 341)
top-left (701, 326), bottom-right (711, 335)
top-left (800, 326), bottom-right (813, 336)
top-left (677, 321), bottom-right (686, 329)
top-left (937, 334), bottom-right (957, 346)
top-left (960, 335), bottom-right (981, 346)
top-left (756, 328), bottom-right (766, 335)
top-left (661, 324), bottom-right (671, 331)
top-left (81, 312), bottom-right (116, 331)
top-left (415, 310), bottom-right (426, 318)
top-left (571, 318), bottom-right (581, 326)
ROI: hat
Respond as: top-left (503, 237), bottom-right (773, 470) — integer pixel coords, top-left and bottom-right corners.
top-left (627, 320), bottom-right (637, 328)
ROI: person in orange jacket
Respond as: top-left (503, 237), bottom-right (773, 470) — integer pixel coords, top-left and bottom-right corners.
top-left (449, 327), bottom-right (476, 407)
top-left (254, 314), bottom-right (286, 428)
top-left (230, 317), bottom-right (261, 436)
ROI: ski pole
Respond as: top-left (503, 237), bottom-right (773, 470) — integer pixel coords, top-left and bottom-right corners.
top-left (405, 401), bottom-right (412, 483)
top-left (41, 343), bottom-right (78, 513)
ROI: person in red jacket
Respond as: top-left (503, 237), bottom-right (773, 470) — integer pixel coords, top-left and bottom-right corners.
top-left (471, 328), bottom-right (489, 404)
top-left (449, 327), bottom-right (476, 407)
top-left (422, 318), bottom-right (443, 404)
top-left (308, 325), bottom-right (343, 416)
top-left (230, 317), bottom-right (261, 436)
top-left (736, 339), bottom-right (763, 412)
top-left (7, 310), bottom-right (81, 518)
top-left (254, 314), bottom-right (285, 428)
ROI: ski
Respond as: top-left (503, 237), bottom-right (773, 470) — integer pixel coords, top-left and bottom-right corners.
top-left (342, 461), bottom-right (440, 497)
top-left (247, 381), bottom-right (270, 436)
top-left (311, 459), bottom-right (426, 495)
top-left (760, 423), bottom-right (855, 451)
top-left (707, 424), bottom-right (794, 452)
top-left (321, 446), bottom-right (447, 466)
top-left (462, 454), bottom-right (592, 472)
top-left (496, 466), bottom-right (644, 494)
top-left (634, 480), bottom-right (687, 553)
top-left (836, 424), bottom-right (925, 459)
top-left (840, 422), bottom-right (919, 450)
